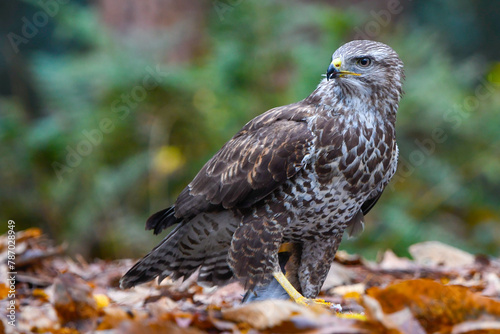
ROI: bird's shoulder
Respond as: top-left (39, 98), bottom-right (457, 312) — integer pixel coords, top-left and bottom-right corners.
top-left (174, 100), bottom-right (318, 219)
top-left (240, 100), bottom-right (315, 132)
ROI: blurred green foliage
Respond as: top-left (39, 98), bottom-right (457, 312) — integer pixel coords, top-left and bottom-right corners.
top-left (0, 0), bottom-right (499, 259)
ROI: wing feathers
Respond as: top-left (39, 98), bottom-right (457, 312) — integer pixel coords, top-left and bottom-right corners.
top-left (174, 103), bottom-right (314, 219)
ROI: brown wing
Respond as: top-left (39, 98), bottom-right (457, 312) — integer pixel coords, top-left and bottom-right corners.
top-left (174, 103), bottom-right (314, 219)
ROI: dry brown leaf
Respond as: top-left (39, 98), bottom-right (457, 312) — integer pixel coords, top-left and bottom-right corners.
top-left (386, 308), bottom-right (426, 334)
top-left (97, 305), bottom-right (149, 330)
top-left (335, 250), bottom-right (363, 265)
top-left (379, 250), bottom-right (416, 270)
top-left (17, 304), bottom-right (60, 333)
top-left (12, 228), bottom-right (42, 245)
top-left (316, 319), bottom-right (370, 334)
top-left (482, 273), bottom-right (500, 298)
top-left (360, 294), bottom-right (428, 334)
top-left (32, 288), bottom-right (49, 303)
top-left (16, 245), bottom-right (66, 267)
top-left (193, 282), bottom-right (244, 306)
top-left (322, 262), bottom-right (356, 291)
top-left (451, 320), bottom-right (500, 333)
top-left (206, 313), bottom-right (239, 332)
top-left (107, 285), bottom-right (160, 307)
top-left (331, 282), bottom-right (366, 297)
top-left (52, 273), bottom-right (98, 329)
top-left (146, 296), bottom-right (179, 317)
top-left (118, 316), bottom-right (206, 334)
top-left (365, 279), bottom-right (500, 333)
top-left (0, 283), bottom-right (8, 300)
top-left (222, 299), bottom-right (325, 330)
top-left (5, 229), bottom-right (500, 334)
top-left (409, 241), bottom-right (475, 267)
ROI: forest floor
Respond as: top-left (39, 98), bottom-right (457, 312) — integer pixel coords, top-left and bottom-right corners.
top-left (1, 228), bottom-right (500, 334)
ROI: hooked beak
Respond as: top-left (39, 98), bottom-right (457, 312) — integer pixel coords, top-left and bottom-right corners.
top-left (326, 58), bottom-right (360, 80)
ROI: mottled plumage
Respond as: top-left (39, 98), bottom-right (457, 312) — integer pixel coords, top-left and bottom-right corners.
top-left (120, 40), bottom-right (404, 301)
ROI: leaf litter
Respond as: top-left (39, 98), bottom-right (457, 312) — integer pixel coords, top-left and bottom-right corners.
top-left (1, 228), bottom-right (499, 334)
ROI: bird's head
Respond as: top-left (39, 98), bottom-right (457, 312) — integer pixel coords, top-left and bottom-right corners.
top-left (320, 40), bottom-right (404, 109)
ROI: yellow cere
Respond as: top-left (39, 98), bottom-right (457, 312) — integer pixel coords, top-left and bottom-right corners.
top-left (331, 58), bottom-right (342, 69)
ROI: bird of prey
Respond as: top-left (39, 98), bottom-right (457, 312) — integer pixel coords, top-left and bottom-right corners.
top-left (120, 40), bottom-right (404, 307)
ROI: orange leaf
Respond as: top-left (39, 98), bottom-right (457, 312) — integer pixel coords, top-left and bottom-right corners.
top-left (53, 273), bottom-right (98, 327)
top-left (0, 283), bottom-right (9, 299)
top-left (365, 279), bottom-right (500, 333)
top-left (16, 228), bottom-right (43, 243)
top-left (97, 306), bottom-right (147, 330)
top-left (33, 288), bottom-right (49, 302)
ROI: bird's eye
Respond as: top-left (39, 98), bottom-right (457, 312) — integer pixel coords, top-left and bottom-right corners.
top-left (357, 57), bottom-right (372, 67)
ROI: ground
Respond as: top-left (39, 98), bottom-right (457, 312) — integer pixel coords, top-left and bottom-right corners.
top-left (1, 228), bottom-right (500, 333)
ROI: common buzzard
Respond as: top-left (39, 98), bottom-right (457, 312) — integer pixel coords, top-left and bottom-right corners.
top-left (120, 40), bottom-right (404, 306)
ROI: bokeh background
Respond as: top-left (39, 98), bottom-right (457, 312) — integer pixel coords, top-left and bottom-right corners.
top-left (1, 0), bottom-right (499, 260)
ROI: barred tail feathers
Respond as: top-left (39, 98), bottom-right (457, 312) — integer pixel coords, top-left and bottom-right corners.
top-left (145, 206), bottom-right (180, 235)
top-left (120, 211), bottom-right (238, 289)
top-left (120, 222), bottom-right (185, 289)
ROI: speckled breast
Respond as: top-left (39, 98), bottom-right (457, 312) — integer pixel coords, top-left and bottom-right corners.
top-left (280, 114), bottom-right (397, 241)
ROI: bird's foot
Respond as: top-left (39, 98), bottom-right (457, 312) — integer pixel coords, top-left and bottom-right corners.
top-left (294, 296), bottom-right (342, 311)
top-left (272, 271), bottom-right (342, 312)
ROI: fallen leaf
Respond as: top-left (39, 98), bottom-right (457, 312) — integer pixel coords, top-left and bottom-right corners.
top-left (482, 273), bottom-right (500, 298)
top-left (451, 320), bottom-right (500, 333)
top-left (409, 241), bottom-right (475, 267)
top-left (118, 316), bottom-right (205, 334)
top-left (52, 273), bottom-right (98, 330)
top-left (146, 296), bottom-right (178, 317)
top-left (361, 293), bottom-right (428, 334)
top-left (0, 283), bottom-right (8, 299)
top-left (331, 282), bottom-right (366, 297)
top-left (379, 250), bottom-right (415, 270)
top-left (5, 228), bottom-right (500, 334)
top-left (447, 273), bottom-right (484, 290)
top-left (335, 250), bottom-right (363, 265)
top-left (97, 305), bottom-right (148, 330)
top-left (107, 285), bottom-right (160, 307)
top-left (222, 299), bottom-right (325, 330)
top-left (33, 288), bottom-right (49, 302)
top-left (14, 228), bottom-right (43, 244)
top-left (16, 245), bottom-right (66, 267)
top-left (193, 282), bottom-right (244, 306)
top-left (384, 307), bottom-right (426, 334)
top-left (322, 262), bottom-right (356, 291)
top-left (0, 227), bottom-right (42, 254)
top-left (17, 304), bottom-right (59, 333)
top-left (365, 279), bottom-right (500, 333)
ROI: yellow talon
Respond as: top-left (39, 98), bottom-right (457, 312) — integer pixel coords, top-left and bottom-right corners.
top-left (295, 296), bottom-right (334, 307)
top-left (272, 271), bottom-right (338, 310)
top-left (336, 312), bottom-right (367, 321)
